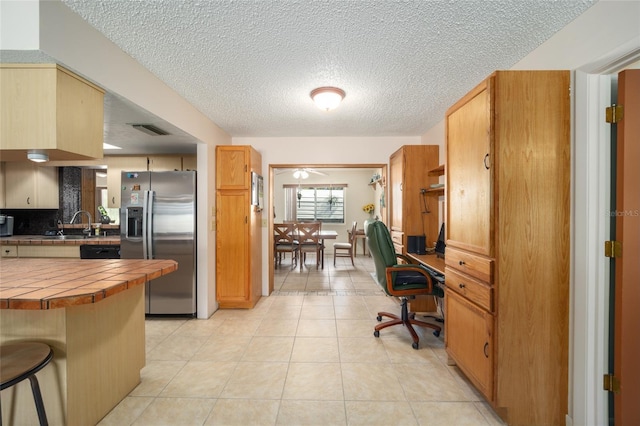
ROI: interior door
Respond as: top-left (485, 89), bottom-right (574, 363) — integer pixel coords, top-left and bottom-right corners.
top-left (613, 68), bottom-right (640, 426)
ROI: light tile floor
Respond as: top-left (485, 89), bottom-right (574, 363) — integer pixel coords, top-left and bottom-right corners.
top-left (99, 253), bottom-right (505, 426)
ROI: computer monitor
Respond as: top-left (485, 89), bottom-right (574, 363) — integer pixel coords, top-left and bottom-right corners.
top-left (435, 223), bottom-right (446, 258)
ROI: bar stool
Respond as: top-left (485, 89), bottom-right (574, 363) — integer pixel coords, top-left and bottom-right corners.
top-left (1, 342), bottom-right (53, 426)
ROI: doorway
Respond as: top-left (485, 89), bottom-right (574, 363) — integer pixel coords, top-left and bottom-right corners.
top-left (573, 52), bottom-right (640, 425)
top-left (268, 164), bottom-right (387, 295)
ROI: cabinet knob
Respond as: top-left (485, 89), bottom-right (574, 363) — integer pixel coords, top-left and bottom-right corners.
top-left (459, 283), bottom-right (465, 289)
top-left (27, 197), bottom-right (31, 205)
top-left (484, 153), bottom-right (490, 170)
top-left (483, 342), bottom-right (489, 358)
top-left (459, 260), bottom-right (465, 266)
top-left (112, 196), bottom-right (115, 205)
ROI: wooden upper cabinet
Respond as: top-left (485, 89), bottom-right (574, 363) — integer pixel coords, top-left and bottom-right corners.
top-left (147, 155), bottom-right (181, 171)
top-left (0, 64), bottom-right (104, 161)
top-left (446, 82), bottom-right (493, 257)
top-left (216, 146), bottom-right (249, 190)
top-left (4, 163), bottom-right (59, 209)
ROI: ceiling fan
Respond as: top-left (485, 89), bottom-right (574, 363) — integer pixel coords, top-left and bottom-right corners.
top-left (276, 168), bottom-right (328, 178)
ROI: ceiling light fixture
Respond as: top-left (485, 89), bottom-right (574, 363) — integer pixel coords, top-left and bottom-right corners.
top-left (27, 150), bottom-right (48, 163)
top-left (310, 87), bottom-right (346, 111)
top-left (293, 169), bottom-right (309, 179)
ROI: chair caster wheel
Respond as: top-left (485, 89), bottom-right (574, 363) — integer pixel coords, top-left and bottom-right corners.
top-left (433, 330), bottom-right (441, 337)
top-left (374, 330), bottom-right (380, 338)
top-left (376, 315), bottom-right (382, 322)
top-left (412, 342), bottom-right (419, 350)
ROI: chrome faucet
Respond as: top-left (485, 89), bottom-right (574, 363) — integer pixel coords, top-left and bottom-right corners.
top-left (70, 210), bottom-right (92, 236)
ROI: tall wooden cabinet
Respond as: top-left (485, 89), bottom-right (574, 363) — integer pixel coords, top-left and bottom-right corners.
top-left (216, 146), bottom-right (263, 309)
top-left (389, 145), bottom-right (440, 254)
top-left (444, 71), bottom-right (570, 426)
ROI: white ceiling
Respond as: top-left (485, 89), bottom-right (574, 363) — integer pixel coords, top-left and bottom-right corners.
top-left (38, 1), bottom-right (599, 153)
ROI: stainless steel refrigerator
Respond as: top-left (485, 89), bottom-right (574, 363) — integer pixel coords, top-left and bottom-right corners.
top-left (120, 171), bottom-right (196, 315)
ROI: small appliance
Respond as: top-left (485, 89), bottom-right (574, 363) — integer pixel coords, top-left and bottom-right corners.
top-left (0, 215), bottom-right (14, 237)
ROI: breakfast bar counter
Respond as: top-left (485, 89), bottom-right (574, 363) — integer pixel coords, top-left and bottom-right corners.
top-left (0, 258), bottom-right (177, 425)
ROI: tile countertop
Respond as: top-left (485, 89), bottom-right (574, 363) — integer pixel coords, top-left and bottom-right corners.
top-left (0, 258), bottom-right (177, 310)
top-left (0, 235), bottom-right (120, 245)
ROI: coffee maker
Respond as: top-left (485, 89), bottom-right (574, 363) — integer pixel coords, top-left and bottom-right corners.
top-left (0, 215), bottom-right (14, 237)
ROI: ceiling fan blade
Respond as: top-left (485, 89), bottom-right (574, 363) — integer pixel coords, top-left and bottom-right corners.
top-left (305, 168), bottom-right (328, 176)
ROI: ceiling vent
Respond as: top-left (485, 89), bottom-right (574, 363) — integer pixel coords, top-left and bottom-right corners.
top-left (130, 124), bottom-right (170, 136)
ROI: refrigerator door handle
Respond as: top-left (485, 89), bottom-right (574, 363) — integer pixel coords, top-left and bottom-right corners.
top-left (146, 190), bottom-right (155, 259)
top-left (142, 190), bottom-right (149, 259)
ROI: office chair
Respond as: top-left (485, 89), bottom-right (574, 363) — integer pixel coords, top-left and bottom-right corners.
top-left (366, 220), bottom-right (443, 349)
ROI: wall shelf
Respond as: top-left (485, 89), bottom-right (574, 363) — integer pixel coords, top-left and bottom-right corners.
top-left (368, 176), bottom-right (385, 189)
top-left (428, 164), bottom-right (445, 176)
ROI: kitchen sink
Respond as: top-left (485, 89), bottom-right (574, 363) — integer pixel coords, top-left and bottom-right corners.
top-left (42, 235), bottom-right (94, 240)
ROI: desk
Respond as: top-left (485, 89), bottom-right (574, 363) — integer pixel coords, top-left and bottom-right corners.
top-left (405, 253), bottom-right (445, 313)
top-left (406, 252), bottom-right (445, 275)
top-left (348, 229), bottom-right (367, 256)
top-left (0, 258), bottom-right (177, 426)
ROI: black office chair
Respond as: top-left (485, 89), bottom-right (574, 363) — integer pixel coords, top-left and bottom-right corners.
top-left (366, 220), bottom-right (443, 349)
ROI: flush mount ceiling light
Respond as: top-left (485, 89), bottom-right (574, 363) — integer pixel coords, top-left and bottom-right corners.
top-left (310, 86), bottom-right (346, 111)
top-left (27, 150), bottom-right (48, 163)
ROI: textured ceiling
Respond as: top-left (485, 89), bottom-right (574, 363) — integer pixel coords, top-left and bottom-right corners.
top-left (56, 0), bottom-right (595, 144)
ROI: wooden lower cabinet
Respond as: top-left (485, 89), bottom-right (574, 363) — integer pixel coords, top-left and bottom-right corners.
top-left (216, 191), bottom-right (253, 307)
top-left (445, 290), bottom-right (494, 400)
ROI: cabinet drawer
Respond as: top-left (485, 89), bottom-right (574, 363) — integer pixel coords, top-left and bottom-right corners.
top-left (445, 267), bottom-right (493, 312)
top-left (1, 245), bottom-right (17, 257)
top-left (445, 247), bottom-right (493, 283)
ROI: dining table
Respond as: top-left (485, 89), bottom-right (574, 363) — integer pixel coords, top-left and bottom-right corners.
top-left (317, 230), bottom-right (338, 269)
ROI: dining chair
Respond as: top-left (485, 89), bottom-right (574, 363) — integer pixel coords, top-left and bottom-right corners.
top-left (296, 222), bottom-right (322, 270)
top-left (273, 223), bottom-right (299, 269)
top-left (333, 221), bottom-right (357, 266)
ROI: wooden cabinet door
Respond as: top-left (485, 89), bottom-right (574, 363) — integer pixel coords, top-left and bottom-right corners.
top-left (5, 162), bottom-right (36, 208)
top-left (446, 83), bottom-right (493, 256)
top-left (216, 191), bottom-right (250, 305)
top-left (36, 166), bottom-right (59, 209)
top-left (148, 156), bottom-right (181, 171)
top-left (445, 290), bottom-right (494, 401)
top-left (182, 155), bottom-right (197, 171)
top-left (106, 156), bottom-right (148, 207)
top-left (216, 146), bottom-right (248, 190)
top-left (389, 149), bottom-right (404, 233)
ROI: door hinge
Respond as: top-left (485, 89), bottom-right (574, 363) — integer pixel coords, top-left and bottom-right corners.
top-left (604, 240), bottom-right (622, 258)
top-left (605, 104), bottom-right (624, 123)
top-left (603, 374), bottom-right (621, 393)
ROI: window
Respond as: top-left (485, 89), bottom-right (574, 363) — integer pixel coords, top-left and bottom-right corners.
top-left (284, 185), bottom-right (345, 223)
